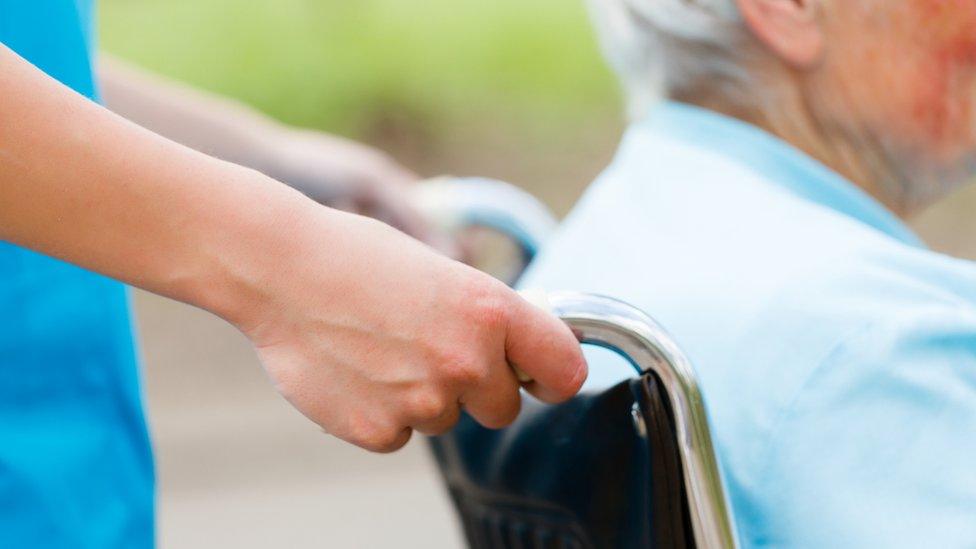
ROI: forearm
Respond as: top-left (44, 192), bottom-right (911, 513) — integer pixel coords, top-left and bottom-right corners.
top-left (97, 55), bottom-right (412, 206)
top-left (98, 54), bottom-right (283, 175)
top-left (0, 46), bottom-right (587, 452)
top-left (0, 44), bottom-right (317, 325)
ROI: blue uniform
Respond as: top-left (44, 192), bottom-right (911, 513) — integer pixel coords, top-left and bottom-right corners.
top-left (0, 2), bottom-right (154, 547)
top-left (522, 102), bottom-right (976, 547)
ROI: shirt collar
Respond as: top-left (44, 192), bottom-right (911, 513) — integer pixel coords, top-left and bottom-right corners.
top-left (638, 101), bottom-right (925, 248)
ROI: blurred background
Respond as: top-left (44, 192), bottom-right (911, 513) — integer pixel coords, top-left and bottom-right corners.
top-left (99, 0), bottom-right (976, 547)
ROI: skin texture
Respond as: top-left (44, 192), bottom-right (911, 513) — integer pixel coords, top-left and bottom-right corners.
top-left (0, 44), bottom-right (587, 452)
top-left (723, 0), bottom-right (976, 215)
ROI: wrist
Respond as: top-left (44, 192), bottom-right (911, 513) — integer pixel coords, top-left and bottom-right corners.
top-left (181, 165), bottom-right (326, 332)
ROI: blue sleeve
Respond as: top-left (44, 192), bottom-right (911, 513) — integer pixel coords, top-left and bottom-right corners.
top-left (748, 308), bottom-right (976, 548)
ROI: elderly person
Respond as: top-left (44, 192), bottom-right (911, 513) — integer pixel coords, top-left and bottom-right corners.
top-left (523, 0), bottom-right (976, 546)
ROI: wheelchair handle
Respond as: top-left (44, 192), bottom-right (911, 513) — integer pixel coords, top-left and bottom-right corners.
top-left (412, 177), bottom-right (557, 283)
top-left (548, 292), bottom-right (740, 549)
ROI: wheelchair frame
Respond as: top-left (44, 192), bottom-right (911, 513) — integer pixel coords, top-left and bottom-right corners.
top-left (416, 178), bottom-right (739, 548)
top-left (546, 292), bottom-right (738, 548)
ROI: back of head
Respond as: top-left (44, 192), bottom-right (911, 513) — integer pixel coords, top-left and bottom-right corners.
top-left (586, 0), bottom-right (749, 118)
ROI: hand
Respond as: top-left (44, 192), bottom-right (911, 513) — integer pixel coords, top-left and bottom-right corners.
top-left (265, 129), bottom-right (444, 245)
top-left (237, 207), bottom-right (588, 452)
top-left (2, 44), bottom-right (579, 454)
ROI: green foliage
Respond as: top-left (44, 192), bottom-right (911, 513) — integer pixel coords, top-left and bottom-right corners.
top-left (99, 0), bottom-right (620, 139)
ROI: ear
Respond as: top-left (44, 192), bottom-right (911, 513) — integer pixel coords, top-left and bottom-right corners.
top-left (735, 0), bottom-right (824, 69)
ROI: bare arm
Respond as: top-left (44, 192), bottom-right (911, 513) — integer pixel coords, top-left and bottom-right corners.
top-left (0, 45), bottom-right (586, 451)
top-left (98, 54), bottom-right (430, 238)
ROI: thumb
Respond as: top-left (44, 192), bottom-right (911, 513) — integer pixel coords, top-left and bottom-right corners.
top-left (504, 290), bottom-right (587, 403)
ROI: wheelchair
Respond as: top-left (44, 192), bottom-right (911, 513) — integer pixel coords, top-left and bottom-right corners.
top-left (414, 178), bottom-right (739, 549)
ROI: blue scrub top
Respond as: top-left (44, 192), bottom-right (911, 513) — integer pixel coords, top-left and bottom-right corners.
top-left (0, 2), bottom-right (154, 547)
top-left (523, 102), bottom-right (976, 547)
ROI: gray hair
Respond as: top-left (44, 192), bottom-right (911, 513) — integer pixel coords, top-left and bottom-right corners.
top-left (586, 0), bottom-right (755, 118)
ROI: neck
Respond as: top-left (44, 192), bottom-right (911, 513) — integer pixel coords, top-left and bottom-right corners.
top-left (677, 79), bottom-right (915, 218)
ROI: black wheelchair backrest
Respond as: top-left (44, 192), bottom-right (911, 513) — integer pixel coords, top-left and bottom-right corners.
top-left (429, 293), bottom-right (738, 549)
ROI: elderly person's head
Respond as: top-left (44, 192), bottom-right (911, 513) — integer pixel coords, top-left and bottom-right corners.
top-left (589, 0), bottom-right (976, 214)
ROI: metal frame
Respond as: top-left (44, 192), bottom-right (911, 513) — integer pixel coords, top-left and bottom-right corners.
top-left (412, 177), bottom-right (557, 258)
top-left (419, 177), bottom-right (739, 547)
top-left (548, 291), bottom-right (740, 549)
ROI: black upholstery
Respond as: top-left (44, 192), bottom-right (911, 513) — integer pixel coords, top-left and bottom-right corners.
top-left (429, 373), bottom-right (695, 549)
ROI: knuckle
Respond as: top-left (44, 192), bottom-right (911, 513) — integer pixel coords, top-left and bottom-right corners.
top-left (495, 399), bottom-right (521, 428)
top-left (439, 353), bottom-right (489, 387)
top-left (420, 406), bottom-right (462, 437)
top-left (477, 295), bottom-right (510, 332)
top-left (347, 415), bottom-right (407, 453)
top-left (373, 432), bottom-right (410, 453)
top-left (358, 429), bottom-right (408, 453)
top-left (460, 277), bottom-right (510, 329)
top-left (478, 298), bottom-right (509, 331)
top-left (406, 391), bottom-right (449, 421)
top-left (477, 392), bottom-right (522, 429)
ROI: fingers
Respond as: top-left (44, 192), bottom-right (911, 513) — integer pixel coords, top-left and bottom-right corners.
top-left (411, 401), bottom-right (462, 436)
top-left (405, 360), bottom-right (522, 434)
top-left (331, 420), bottom-right (413, 454)
top-left (369, 427), bottom-right (412, 454)
top-left (460, 359), bottom-right (523, 429)
top-left (504, 293), bottom-right (587, 403)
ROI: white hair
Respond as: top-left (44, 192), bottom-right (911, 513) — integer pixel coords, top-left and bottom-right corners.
top-left (586, 0), bottom-right (754, 118)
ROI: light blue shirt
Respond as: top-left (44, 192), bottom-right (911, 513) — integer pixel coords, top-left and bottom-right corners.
top-left (1, 1), bottom-right (154, 547)
top-left (521, 102), bottom-right (976, 547)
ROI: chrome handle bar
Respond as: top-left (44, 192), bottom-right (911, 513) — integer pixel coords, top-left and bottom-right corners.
top-left (549, 291), bottom-right (739, 549)
top-left (412, 177), bottom-right (557, 282)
